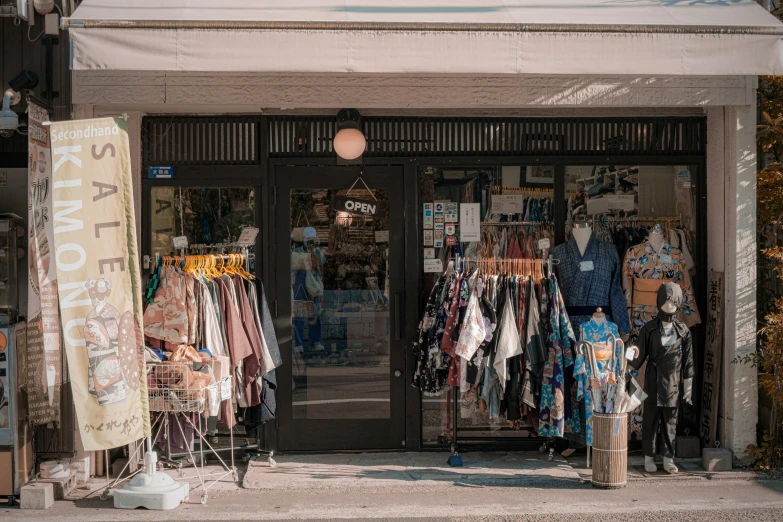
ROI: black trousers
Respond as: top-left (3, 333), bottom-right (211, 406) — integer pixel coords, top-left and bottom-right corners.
top-left (642, 403), bottom-right (678, 458)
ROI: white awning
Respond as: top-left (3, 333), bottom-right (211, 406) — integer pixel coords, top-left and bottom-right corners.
top-left (66, 0), bottom-right (783, 75)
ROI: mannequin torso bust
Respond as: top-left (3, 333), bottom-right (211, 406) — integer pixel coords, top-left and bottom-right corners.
top-left (573, 226), bottom-right (592, 256)
top-left (648, 231), bottom-right (665, 253)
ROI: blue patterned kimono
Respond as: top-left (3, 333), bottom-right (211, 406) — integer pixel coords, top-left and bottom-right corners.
top-left (539, 276), bottom-right (578, 438)
top-left (574, 318), bottom-right (624, 445)
top-left (551, 235), bottom-right (631, 335)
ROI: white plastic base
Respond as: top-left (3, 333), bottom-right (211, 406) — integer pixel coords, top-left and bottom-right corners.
top-left (114, 471), bottom-right (189, 510)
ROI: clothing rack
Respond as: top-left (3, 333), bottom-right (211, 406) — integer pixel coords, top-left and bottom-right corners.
top-left (446, 255), bottom-right (559, 467)
top-left (493, 186), bottom-right (554, 195)
top-left (151, 250), bottom-right (255, 272)
top-left (593, 215), bottom-right (682, 223)
top-left (481, 221), bottom-right (553, 227)
top-left (147, 249), bottom-right (276, 468)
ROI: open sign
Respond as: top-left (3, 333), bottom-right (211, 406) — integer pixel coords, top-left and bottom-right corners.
top-left (332, 195), bottom-right (388, 218)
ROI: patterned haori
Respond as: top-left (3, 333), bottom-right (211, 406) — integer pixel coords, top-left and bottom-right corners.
top-left (539, 276), bottom-right (578, 438)
top-left (413, 273), bottom-right (452, 396)
top-left (622, 238), bottom-right (701, 336)
top-left (574, 317), bottom-right (623, 445)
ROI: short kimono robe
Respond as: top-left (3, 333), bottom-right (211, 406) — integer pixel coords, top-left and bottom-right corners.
top-left (630, 316), bottom-right (694, 408)
top-left (552, 235), bottom-right (631, 335)
top-left (622, 238), bottom-right (701, 336)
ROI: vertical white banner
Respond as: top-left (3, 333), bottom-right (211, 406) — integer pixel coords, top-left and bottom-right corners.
top-left (27, 101), bottom-right (61, 426)
top-left (50, 117), bottom-right (150, 450)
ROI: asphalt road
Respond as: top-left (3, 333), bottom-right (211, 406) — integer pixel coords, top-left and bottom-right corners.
top-left (2, 477), bottom-right (782, 521)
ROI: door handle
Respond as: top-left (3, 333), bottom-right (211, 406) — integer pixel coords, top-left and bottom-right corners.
top-left (394, 370), bottom-right (402, 378)
top-left (393, 293), bottom-right (402, 341)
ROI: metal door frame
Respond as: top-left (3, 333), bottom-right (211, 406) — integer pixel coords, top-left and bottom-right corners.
top-left (270, 164), bottom-right (408, 451)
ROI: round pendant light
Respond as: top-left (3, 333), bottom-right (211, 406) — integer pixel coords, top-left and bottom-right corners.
top-left (333, 109), bottom-right (366, 160)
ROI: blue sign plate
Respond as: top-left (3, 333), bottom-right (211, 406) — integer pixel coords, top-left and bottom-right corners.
top-left (148, 166), bottom-right (173, 179)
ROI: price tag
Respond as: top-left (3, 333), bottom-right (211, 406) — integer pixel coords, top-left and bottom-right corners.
top-left (172, 236), bottom-right (188, 249)
top-left (625, 347), bottom-right (637, 360)
top-left (424, 259), bottom-right (444, 273)
top-left (375, 230), bottom-right (389, 243)
top-left (220, 377), bottom-right (232, 400)
top-left (579, 261), bottom-right (594, 272)
top-left (538, 238), bottom-right (551, 250)
top-left (236, 227), bottom-right (259, 247)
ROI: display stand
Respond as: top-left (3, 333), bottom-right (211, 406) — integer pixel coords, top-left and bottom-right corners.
top-left (444, 255), bottom-right (559, 467)
top-left (155, 248), bottom-right (276, 469)
top-left (148, 362), bottom-right (237, 505)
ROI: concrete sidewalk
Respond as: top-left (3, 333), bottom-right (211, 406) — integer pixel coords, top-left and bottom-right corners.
top-left (242, 450), bottom-right (758, 490)
top-left (2, 451), bottom-right (779, 521)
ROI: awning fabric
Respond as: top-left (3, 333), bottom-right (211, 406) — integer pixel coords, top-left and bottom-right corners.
top-left (67, 0), bottom-right (783, 75)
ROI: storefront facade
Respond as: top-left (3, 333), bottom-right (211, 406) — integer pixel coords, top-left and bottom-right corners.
top-left (63, 1), bottom-right (782, 459)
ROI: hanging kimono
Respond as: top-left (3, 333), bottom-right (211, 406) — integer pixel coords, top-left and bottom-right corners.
top-left (538, 276), bottom-right (577, 438)
top-left (551, 235), bottom-right (631, 336)
top-left (493, 283), bottom-right (522, 393)
top-left (249, 281), bottom-right (282, 422)
top-left (574, 317), bottom-right (623, 446)
top-left (622, 238), bottom-right (701, 335)
top-left (144, 265), bottom-right (190, 344)
top-left (412, 273), bottom-right (451, 395)
top-left (454, 274), bottom-right (488, 362)
top-left (521, 278), bottom-right (545, 410)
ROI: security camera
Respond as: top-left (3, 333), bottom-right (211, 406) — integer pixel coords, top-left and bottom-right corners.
top-left (8, 71), bottom-right (38, 93)
top-left (0, 89), bottom-right (19, 138)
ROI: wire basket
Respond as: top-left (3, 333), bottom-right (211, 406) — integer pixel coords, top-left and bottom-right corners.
top-left (147, 362), bottom-right (213, 413)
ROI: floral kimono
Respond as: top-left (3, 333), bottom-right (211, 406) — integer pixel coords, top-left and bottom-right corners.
top-left (574, 317), bottom-right (623, 446)
top-left (412, 272), bottom-right (451, 395)
top-left (538, 276), bottom-right (578, 438)
top-left (622, 238), bottom-right (701, 336)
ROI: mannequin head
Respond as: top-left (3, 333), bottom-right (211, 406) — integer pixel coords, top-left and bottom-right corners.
top-left (660, 301), bottom-right (677, 314)
top-left (657, 282), bottom-right (683, 322)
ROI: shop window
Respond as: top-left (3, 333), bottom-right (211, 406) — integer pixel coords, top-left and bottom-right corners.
top-left (419, 165), bottom-right (555, 445)
top-left (149, 187), bottom-right (255, 257)
top-left (564, 165), bottom-right (697, 271)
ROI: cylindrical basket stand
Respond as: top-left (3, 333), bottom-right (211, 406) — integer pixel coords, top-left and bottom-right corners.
top-left (591, 412), bottom-right (628, 489)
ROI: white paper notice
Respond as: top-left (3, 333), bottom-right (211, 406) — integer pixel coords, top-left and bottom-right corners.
top-left (606, 194), bottom-right (636, 211)
top-left (172, 235), bottom-right (189, 249)
top-left (375, 230), bottom-right (390, 243)
top-left (491, 195), bottom-right (524, 215)
top-left (236, 227), bottom-right (259, 247)
top-left (424, 259), bottom-right (444, 273)
top-left (460, 203), bottom-right (481, 242)
top-left (585, 197), bottom-right (612, 215)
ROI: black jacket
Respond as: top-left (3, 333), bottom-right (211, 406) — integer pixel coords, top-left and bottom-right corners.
top-left (630, 317), bottom-right (693, 407)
